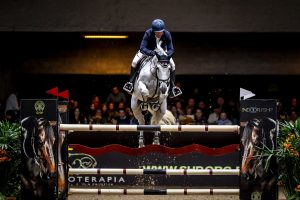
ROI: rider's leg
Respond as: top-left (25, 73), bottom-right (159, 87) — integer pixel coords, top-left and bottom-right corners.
top-left (169, 58), bottom-right (182, 98)
top-left (123, 51), bottom-right (144, 93)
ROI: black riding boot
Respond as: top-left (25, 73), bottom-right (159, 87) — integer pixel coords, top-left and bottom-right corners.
top-left (169, 70), bottom-right (182, 98)
top-left (123, 66), bottom-right (139, 94)
top-left (130, 66), bottom-right (138, 83)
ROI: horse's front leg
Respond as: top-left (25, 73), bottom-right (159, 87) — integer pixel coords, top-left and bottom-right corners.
top-left (131, 95), bottom-right (146, 148)
top-left (151, 101), bottom-right (167, 145)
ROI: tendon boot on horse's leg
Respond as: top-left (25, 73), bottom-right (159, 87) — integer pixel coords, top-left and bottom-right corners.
top-left (152, 131), bottom-right (160, 145)
top-left (123, 66), bottom-right (139, 94)
top-left (169, 69), bottom-right (182, 98)
top-left (138, 131), bottom-right (145, 148)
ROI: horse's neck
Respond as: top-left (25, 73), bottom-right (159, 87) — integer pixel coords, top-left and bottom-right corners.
top-left (138, 58), bottom-right (157, 82)
top-left (135, 60), bottom-right (159, 99)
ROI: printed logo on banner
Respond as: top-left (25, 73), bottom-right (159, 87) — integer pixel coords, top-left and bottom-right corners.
top-left (241, 107), bottom-right (273, 113)
top-left (34, 100), bottom-right (45, 115)
top-left (251, 191), bottom-right (262, 200)
top-left (69, 153), bottom-right (97, 168)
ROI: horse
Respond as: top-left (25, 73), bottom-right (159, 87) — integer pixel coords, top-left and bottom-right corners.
top-left (240, 117), bottom-right (277, 199)
top-left (131, 46), bottom-right (173, 148)
top-left (20, 116), bottom-right (57, 199)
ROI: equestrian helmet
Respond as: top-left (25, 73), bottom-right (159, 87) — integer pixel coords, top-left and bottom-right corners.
top-left (152, 19), bottom-right (165, 32)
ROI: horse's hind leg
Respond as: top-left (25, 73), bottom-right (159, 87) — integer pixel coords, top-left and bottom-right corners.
top-left (138, 131), bottom-right (145, 148)
top-left (153, 131), bottom-right (160, 145)
top-left (151, 109), bottom-right (165, 146)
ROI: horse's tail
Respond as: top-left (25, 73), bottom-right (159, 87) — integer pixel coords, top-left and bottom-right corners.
top-left (155, 110), bottom-right (176, 125)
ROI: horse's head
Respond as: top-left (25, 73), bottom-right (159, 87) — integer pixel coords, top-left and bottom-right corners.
top-left (154, 54), bottom-right (171, 96)
top-left (22, 117), bottom-right (56, 179)
top-left (241, 118), bottom-right (276, 180)
top-left (36, 118), bottom-right (56, 177)
top-left (241, 119), bottom-right (261, 178)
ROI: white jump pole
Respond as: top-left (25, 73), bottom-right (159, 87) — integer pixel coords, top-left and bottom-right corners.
top-left (68, 188), bottom-right (240, 195)
top-left (69, 168), bottom-right (240, 176)
top-left (60, 124), bottom-right (239, 133)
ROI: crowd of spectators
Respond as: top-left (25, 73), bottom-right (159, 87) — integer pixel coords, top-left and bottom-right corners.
top-left (66, 86), bottom-right (300, 126)
top-left (1, 85), bottom-right (300, 125)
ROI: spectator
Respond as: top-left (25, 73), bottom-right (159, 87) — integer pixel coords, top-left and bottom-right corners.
top-left (106, 86), bottom-right (127, 106)
top-left (92, 95), bottom-right (101, 109)
top-left (216, 96), bottom-right (226, 112)
top-left (5, 92), bottom-right (19, 114)
top-left (175, 101), bottom-right (185, 116)
top-left (288, 110), bottom-right (299, 123)
top-left (186, 98), bottom-right (196, 113)
top-left (216, 112), bottom-right (232, 125)
top-left (70, 107), bottom-right (85, 124)
top-left (208, 107), bottom-right (221, 125)
top-left (125, 107), bottom-right (138, 125)
top-left (87, 103), bottom-right (96, 123)
top-left (197, 100), bottom-right (209, 119)
top-left (91, 108), bottom-right (106, 124)
top-left (116, 109), bottom-right (130, 124)
top-left (194, 109), bottom-right (207, 125)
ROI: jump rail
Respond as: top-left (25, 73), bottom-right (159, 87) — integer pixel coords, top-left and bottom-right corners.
top-left (69, 168), bottom-right (240, 176)
top-left (60, 124), bottom-right (240, 133)
top-left (69, 188), bottom-right (240, 195)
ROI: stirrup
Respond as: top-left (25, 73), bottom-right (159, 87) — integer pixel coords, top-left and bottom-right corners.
top-left (123, 82), bottom-right (133, 93)
top-left (169, 87), bottom-right (182, 98)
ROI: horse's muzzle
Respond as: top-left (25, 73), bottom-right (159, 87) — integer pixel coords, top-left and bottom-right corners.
top-left (159, 82), bottom-right (167, 94)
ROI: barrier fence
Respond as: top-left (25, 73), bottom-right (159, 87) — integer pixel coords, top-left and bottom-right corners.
top-left (20, 99), bottom-right (278, 200)
top-left (69, 168), bottom-right (240, 176)
top-left (68, 188), bottom-right (240, 195)
top-left (60, 124), bottom-right (240, 133)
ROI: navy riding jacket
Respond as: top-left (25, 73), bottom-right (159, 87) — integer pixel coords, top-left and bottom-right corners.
top-left (139, 29), bottom-right (174, 58)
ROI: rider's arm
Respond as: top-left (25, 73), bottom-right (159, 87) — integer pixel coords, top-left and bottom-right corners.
top-left (140, 31), bottom-right (155, 56)
top-left (164, 31), bottom-right (174, 58)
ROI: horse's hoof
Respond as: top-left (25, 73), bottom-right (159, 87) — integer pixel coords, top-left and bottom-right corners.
top-left (152, 141), bottom-right (160, 145)
top-left (138, 144), bottom-right (145, 148)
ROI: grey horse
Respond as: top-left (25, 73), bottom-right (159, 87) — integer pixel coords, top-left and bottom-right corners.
top-left (131, 45), bottom-right (173, 148)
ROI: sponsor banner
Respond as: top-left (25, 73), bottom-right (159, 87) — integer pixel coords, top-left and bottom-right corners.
top-left (240, 99), bottom-right (277, 200)
top-left (68, 131), bottom-right (239, 148)
top-left (68, 144), bottom-right (239, 187)
top-left (58, 101), bottom-right (68, 199)
top-left (20, 99), bottom-right (58, 200)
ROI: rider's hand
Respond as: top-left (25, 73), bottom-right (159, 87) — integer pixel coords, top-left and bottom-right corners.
top-left (150, 51), bottom-right (156, 56)
top-left (154, 49), bottom-right (161, 56)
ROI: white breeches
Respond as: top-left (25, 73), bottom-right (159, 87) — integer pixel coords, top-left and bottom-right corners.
top-left (132, 51), bottom-right (175, 71)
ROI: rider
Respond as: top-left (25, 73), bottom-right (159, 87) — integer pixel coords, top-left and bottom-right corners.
top-left (123, 18), bottom-right (182, 98)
